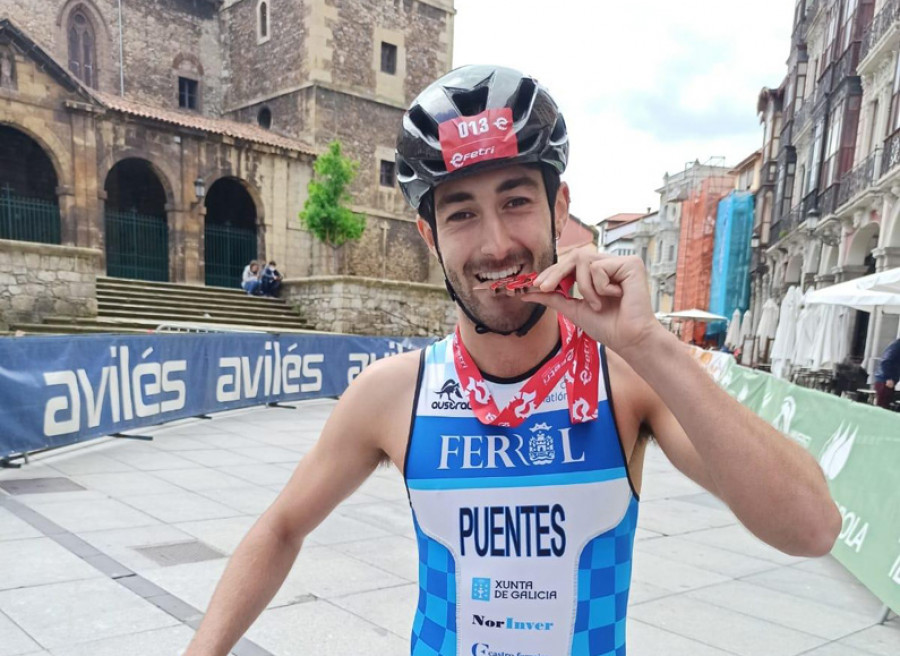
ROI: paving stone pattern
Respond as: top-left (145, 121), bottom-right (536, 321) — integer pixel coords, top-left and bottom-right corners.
top-left (0, 400), bottom-right (896, 655)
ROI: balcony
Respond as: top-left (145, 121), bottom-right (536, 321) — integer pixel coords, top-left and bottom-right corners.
top-left (760, 160), bottom-right (778, 186)
top-left (770, 205), bottom-right (804, 243)
top-left (881, 129), bottom-right (900, 177)
top-left (861, 0), bottom-right (900, 61)
top-left (837, 148), bottom-right (880, 208)
top-left (819, 183), bottom-right (840, 217)
top-left (780, 117), bottom-right (794, 145)
top-left (794, 100), bottom-right (814, 133)
top-left (833, 42), bottom-right (861, 86)
top-left (800, 189), bottom-right (819, 217)
top-left (813, 64), bottom-right (834, 107)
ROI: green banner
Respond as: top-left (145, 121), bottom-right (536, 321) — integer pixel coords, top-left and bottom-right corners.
top-left (692, 348), bottom-right (900, 614)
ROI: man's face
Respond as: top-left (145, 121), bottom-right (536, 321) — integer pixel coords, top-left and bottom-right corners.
top-left (424, 165), bottom-right (564, 333)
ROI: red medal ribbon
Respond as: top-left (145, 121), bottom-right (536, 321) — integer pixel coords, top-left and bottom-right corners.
top-left (452, 309), bottom-right (599, 428)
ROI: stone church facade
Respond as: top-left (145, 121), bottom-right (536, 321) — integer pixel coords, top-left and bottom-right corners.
top-left (0, 0), bottom-right (454, 298)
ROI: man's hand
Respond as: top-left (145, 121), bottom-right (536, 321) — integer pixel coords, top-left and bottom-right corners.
top-left (887, 380), bottom-right (895, 389)
top-left (522, 247), bottom-right (662, 357)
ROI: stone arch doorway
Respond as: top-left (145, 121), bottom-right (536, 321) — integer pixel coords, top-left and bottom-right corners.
top-left (0, 125), bottom-right (61, 244)
top-left (204, 177), bottom-right (259, 288)
top-left (104, 158), bottom-right (169, 281)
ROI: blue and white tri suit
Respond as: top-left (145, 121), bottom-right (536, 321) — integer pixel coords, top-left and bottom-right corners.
top-left (404, 334), bottom-right (640, 656)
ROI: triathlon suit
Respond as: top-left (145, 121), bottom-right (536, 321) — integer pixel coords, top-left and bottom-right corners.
top-left (404, 334), bottom-right (639, 656)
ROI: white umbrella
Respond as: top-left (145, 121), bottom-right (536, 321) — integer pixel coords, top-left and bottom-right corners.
top-left (739, 309), bottom-right (753, 344)
top-left (856, 267), bottom-right (900, 295)
top-left (724, 309), bottom-right (742, 349)
top-left (793, 301), bottom-right (818, 369)
top-left (809, 304), bottom-right (853, 370)
top-left (770, 286), bottom-right (802, 379)
top-left (755, 299), bottom-right (780, 341)
top-left (665, 309), bottom-right (729, 322)
top-left (806, 276), bottom-right (900, 313)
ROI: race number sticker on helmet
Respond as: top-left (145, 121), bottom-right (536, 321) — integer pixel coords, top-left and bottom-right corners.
top-left (438, 107), bottom-right (518, 172)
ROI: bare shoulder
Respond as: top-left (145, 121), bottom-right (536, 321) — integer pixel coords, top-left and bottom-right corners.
top-left (348, 348), bottom-right (421, 405)
top-left (337, 348), bottom-right (423, 467)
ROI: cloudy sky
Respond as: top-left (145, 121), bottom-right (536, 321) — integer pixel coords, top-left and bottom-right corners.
top-left (451, 0), bottom-right (795, 222)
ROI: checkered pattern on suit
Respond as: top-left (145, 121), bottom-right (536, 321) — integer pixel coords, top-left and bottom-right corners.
top-left (410, 516), bottom-right (457, 656)
top-left (570, 496), bottom-right (639, 655)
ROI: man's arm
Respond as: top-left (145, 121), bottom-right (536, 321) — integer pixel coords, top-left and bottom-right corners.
top-left (622, 331), bottom-right (840, 557)
top-left (184, 352), bottom-right (417, 656)
top-left (526, 250), bottom-right (841, 559)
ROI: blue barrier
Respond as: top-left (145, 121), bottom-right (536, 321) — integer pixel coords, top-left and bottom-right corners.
top-left (0, 332), bottom-right (433, 460)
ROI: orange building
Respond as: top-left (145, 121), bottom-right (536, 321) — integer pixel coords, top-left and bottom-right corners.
top-left (674, 175), bottom-right (734, 343)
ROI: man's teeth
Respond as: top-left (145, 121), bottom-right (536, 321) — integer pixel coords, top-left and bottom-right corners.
top-left (479, 266), bottom-right (521, 281)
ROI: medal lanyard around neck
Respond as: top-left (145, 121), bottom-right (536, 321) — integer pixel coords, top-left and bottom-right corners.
top-left (452, 313), bottom-right (599, 428)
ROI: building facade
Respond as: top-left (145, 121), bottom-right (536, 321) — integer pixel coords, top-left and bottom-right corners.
top-left (760, 0), bottom-right (900, 372)
top-left (0, 0), bottom-right (454, 293)
top-left (640, 161), bottom-right (733, 316)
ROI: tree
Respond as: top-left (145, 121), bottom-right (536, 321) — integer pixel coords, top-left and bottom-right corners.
top-left (299, 140), bottom-right (366, 274)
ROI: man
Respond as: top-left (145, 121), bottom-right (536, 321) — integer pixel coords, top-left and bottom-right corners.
top-left (241, 260), bottom-right (262, 296)
top-left (185, 66), bottom-right (839, 656)
top-left (260, 260), bottom-right (283, 298)
top-left (874, 337), bottom-right (900, 409)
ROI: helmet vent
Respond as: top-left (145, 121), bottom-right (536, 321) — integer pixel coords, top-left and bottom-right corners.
top-left (408, 105), bottom-right (440, 141)
top-left (451, 86), bottom-right (489, 116)
top-left (517, 132), bottom-right (539, 154)
top-left (550, 115), bottom-right (567, 143)
top-left (421, 158), bottom-right (448, 174)
top-left (511, 77), bottom-right (537, 122)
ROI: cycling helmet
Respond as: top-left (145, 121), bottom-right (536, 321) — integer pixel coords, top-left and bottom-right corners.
top-left (395, 65), bottom-right (569, 337)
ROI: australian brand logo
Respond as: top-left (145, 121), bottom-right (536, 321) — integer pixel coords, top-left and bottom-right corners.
top-left (438, 422), bottom-right (585, 470)
top-left (432, 379), bottom-right (470, 410)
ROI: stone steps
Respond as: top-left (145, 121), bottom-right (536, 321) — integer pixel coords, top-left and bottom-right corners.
top-left (12, 316), bottom-right (319, 335)
top-left (88, 308), bottom-right (309, 329)
top-left (97, 277), bottom-right (271, 300)
top-left (96, 298), bottom-right (301, 319)
top-left (11, 276), bottom-right (313, 335)
top-left (96, 293), bottom-right (295, 314)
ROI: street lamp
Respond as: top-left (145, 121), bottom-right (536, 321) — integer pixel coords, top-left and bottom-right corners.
top-left (751, 235), bottom-right (760, 249)
top-left (194, 177), bottom-right (206, 202)
top-left (806, 208), bottom-right (820, 233)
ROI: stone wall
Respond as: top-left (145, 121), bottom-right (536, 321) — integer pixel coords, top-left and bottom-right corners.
top-left (0, 0), bottom-right (224, 112)
top-left (221, 0), bottom-right (307, 113)
top-left (282, 275), bottom-right (456, 336)
top-left (0, 239), bottom-right (100, 331)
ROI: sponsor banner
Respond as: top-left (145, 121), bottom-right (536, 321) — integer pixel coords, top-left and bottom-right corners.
top-left (0, 332), bottom-right (432, 459)
top-left (692, 348), bottom-right (900, 614)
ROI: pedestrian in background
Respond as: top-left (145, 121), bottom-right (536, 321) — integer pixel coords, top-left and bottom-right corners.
top-left (874, 337), bottom-right (900, 409)
top-left (260, 260), bottom-right (283, 298)
top-left (241, 260), bottom-right (262, 296)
